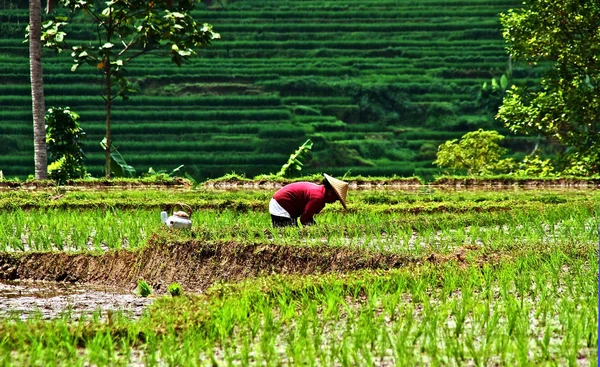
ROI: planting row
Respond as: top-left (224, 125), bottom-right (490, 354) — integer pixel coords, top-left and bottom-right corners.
top-left (0, 188), bottom-right (596, 254)
top-left (0, 185), bottom-right (594, 366)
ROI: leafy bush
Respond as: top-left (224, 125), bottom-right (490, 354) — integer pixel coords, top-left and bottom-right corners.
top-left (434, 129), bottom-right (514, 175)
top-left (45, 107), bottom-right (87, 184)
top-left (509, 154), bottom-right (556, 177)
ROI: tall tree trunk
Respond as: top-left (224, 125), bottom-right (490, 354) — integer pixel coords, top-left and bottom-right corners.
top-left (29, 0), bottom-right (47, 179)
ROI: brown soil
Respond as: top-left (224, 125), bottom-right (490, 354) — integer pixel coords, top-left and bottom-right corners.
top-left (0, 238), bottom-right (486, 294)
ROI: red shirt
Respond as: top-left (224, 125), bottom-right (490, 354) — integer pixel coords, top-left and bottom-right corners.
top-left (273, 182), bottom-right (326, 225)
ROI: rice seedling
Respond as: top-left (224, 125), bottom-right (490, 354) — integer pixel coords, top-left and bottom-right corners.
top-left (137, 280), bottom-right (153, 298)
top-left (0, 187), bottom-right (596, 365)
top-left (167, 283), bottom-right (183, 297)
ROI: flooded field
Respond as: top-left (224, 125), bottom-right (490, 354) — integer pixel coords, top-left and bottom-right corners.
top-left (0, 187), bottom-right (596, 366)
top-left (0, 280), bottom-right (152, 320)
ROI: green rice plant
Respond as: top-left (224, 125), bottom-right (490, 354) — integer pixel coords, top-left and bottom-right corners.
top-left (0, 183), bottom-right (596, 367)
top-left (4, 235), bottom-right (595, 364)
top-left (137, 280), bottom-right (152, 298)
top-left (167, 283), bottom-right (183, 297)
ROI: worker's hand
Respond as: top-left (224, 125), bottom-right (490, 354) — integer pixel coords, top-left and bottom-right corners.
top-left (303, 218), bottom-right (316, 226)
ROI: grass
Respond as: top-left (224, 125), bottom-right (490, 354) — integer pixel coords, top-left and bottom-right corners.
top-left (0, 187), bottom-right (596, 366)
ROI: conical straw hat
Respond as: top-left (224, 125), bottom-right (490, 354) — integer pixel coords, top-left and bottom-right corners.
top-left (323, 173), bottom-right (348, 210)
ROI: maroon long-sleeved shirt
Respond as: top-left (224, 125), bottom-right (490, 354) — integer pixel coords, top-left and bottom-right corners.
top-left (272, 182), bottom-right (326, 225)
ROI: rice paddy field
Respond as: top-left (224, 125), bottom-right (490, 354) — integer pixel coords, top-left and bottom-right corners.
top-left (0, 0), bottom-right (541, 180)
top-left (0, 185), bottom-right (597, 366)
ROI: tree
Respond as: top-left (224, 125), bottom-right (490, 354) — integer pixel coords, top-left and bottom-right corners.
top-left (27, 0), bottom-right (48, 179)
top-left (497, 1), bottom-right (600, 175)
top-left (433, 129), bottom-right (514, 175)
top-left (42, 0), bottom-right (219, 178)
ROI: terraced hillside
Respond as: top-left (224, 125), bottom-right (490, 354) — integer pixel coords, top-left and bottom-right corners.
top-left (0, 0), bottom-right (538, 180)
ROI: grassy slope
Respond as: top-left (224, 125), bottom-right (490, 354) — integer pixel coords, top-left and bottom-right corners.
top-left (0, 0), bottom-right (537, 180)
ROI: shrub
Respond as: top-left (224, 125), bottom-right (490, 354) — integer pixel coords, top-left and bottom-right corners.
top-left (509, 154), bottom-right (556, 177)
top-left (45, 107), bottom-right (87, 183)
top-left (434, 129), bottom-right (514, 175)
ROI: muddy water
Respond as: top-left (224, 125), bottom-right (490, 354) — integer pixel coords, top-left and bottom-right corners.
top-left (0, 280), bottom-right (153, 320)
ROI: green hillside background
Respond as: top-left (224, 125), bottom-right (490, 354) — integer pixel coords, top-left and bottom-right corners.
top-left (0, 0), bottom-right (541, 180)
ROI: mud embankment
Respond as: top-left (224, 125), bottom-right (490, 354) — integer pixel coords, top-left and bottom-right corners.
top-left (0, 239), bottom-right (477, 293)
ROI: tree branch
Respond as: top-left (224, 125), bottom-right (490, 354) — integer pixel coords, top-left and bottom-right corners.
top-left (118, 33), bottom-right (142, 57)
top-left (124, 47), bottom-right (159, 63)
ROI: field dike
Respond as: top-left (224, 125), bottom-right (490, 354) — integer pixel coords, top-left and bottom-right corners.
top-left (0, 235), bottom-right (488, 294)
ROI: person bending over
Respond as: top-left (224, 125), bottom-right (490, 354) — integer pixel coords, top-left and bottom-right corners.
top-left (269, 173), bottom-right (348, 227)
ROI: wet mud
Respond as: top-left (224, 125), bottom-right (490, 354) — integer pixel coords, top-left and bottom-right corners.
top-left (0, 280), bottom-right (152, 320)
top-left (0, 237), bottom-right (484, 294)
top-left (0, 239), bottom-right (492, 319)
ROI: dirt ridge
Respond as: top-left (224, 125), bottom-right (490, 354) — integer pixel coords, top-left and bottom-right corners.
top-left (0, 240), bottom-right (429, 293)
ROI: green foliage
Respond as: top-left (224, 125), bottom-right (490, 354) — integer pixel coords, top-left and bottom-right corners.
top-left (40, 0), bottom-right (219, 176)
top-left (45, 107), bottom-right (87, 183)
top-left (167, 282), bottom-right (183, 297)
top-left (47, 157), bottom-right (70, 184)
top-left (0, 136), bottom-right (23, 155)
top-left (146, 165), bottom-right (184, 177)
top-left (277, 139), bottom-right (313, 178)
top-left (497, 1), bottom-right (600, 175)
top-left (508, 154), bottom-right (556, 178)
top-left (291, 105), bottom-right (322, 116)
top-left (433, 129), bottom-right (514, 175)
top-left (137, 279), bottom-right (152, 298)
top-left (560, 150), bottom-right (600, 177)
top-left (49, 0), bottom-right (220, 71)
top-left (100, 138), bottom-right (135, 178)
top-left (352, 84), bottom-right (422, 125)
top-left (479, 72), bottom-right (511, 114)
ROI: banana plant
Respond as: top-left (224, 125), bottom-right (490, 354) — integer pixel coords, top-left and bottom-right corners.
top-left (100, 137), bottom-right (135, 178)
top-left (277, 139), bottom-right (313, 178)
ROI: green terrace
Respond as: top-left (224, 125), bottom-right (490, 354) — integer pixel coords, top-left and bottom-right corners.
top-left (0, 0), bottom-right (530, 180)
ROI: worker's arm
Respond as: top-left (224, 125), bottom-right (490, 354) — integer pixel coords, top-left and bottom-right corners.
top-left (300, 199), bottom-right (324, 226)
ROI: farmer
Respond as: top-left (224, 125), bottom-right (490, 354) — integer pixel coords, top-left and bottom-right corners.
top-left (269, 173), bottom-right (348, 227)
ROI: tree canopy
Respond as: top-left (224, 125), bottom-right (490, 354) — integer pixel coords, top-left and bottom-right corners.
top-left (433, 129), bottom-right (514, 176)
top-left (497, 0), bottom-right (599, 175)
top-left (42, 0), bottom-right (219, 177)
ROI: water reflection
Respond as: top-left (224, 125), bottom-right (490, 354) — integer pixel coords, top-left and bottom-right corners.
top-left (0, 280), bottom-right (152, 320)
